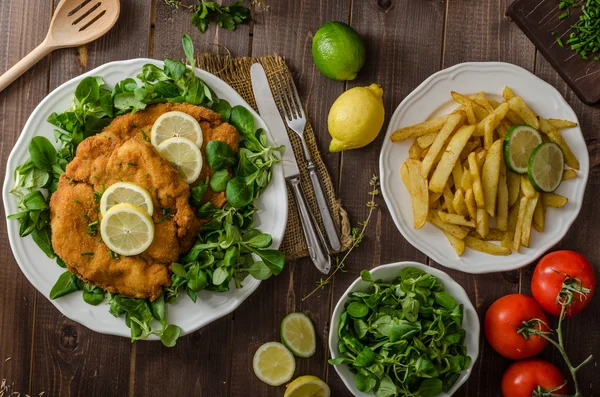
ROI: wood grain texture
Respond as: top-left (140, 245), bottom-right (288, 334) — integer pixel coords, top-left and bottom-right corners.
top-left (0, 0), bottom-right (52, 395)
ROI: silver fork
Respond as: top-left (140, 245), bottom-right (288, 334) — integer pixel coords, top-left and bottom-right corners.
top-left (271, 71), bottom-right (342, 251)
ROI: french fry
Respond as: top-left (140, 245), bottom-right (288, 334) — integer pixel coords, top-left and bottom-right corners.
top-left (465, 103), bottom-right (477, 125)
top-left (453, 188), bottom-right (468, 216)
top-left (476, 208), bottom-right (489, 239)
top-left (468, 152), bottom-right (485, 208)
top-left (452, 92), bottom-right (489, 121)
top-left (421, 112), bottom-right (464, 178)
top-left (547, 118), bottom-right (577, 130)
top-left (521, 175), bottom-right (536, 199)
top-left (439, 211), bottom-right (476, 228)
top-left (497, 160), bottom-right (509, 231)
top-left (543, 193), bottom-right (568, 208)
top-left (512, 196), bottom-right (529, 252)
top-left (533, 198), bottom-right (546, 233)
top-left (444, 231), bottom-right (465, 256)
top-left (461, 165), bottom-right (473, 191)
top-left (563, 169), bottom-right (577, 181)
top-left (483, 115), bottom-right (495, 149)
top-left (443, 185), bottom-right (456, 214)
top-left (472, 93), bottom-right (494, 113)
top-left (392, 115), bottom-right (449, 141)
top-left (417, 132), bottom-right (437, 149)
top-left (502, 86), bottom-right (516, 100)
top-left (521, 192), bottom-right (539, 247)
top-left (429, 192), bottom-right (442, 207)
top-left (465, 189), bottom-right (477, 221)
top-left (482, 140), bottom-right (503, 217)
top-left (428, 211), bottom-right (469, 239)
top-left (508, 96), bottom-right (539, 129)
top-left (475, 103), bottom-right (509, 138)
top-left (547, 130), bottom-right (580, 170)
top-left (496, 121), bottom-right (508, 140)
top-left (505, 109), bottom-right (523, 125)
top-left (476, 149), bottom-right (487, 170)
top-left (401, 162), bottom-right (410, 192)
top-left (409, 143), bottom-right (422, 159)
top-left (502, 203), bottom-right (520, 249)
top-left (507, 171), bottom-right (521, 207)
top-left (465, 236), bottom-right (511, 256)
top-left (429, 125), bottom-right (475, 193)
top-left (469, 228), bottom-right (505, 241)
top-left (420, 147), bottom-right (429, 159)
top-left (406, 159), bottom-right (429, 229)
top-left (452, 162), bottom-right (464, 189)
top-left (460, 140), bottom-right (481, 162)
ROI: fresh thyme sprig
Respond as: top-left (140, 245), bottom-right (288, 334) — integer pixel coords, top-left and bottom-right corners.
top-left (302, 175), bottom-right (379, 301)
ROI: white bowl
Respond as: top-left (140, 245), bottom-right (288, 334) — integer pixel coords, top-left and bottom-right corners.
top-left (329, 262), bottom-right (480, 397)
top-left (379, 62), bottom-right (589, 274)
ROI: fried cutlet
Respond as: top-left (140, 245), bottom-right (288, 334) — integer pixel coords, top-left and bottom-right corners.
top-left (50, 103), bottom-right (239, 300)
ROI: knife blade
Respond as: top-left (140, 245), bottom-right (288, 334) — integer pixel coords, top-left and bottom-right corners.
top-left (250, 63), bottom-right (331, 274)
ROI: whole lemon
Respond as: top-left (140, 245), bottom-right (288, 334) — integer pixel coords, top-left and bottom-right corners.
top-left (312, 21), bottom-right (366, 81)
top-left (328, 84), bottom-right (384, 152)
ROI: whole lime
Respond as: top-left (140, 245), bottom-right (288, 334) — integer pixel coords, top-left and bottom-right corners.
top-left (312, 21), bottom-right (366, 81)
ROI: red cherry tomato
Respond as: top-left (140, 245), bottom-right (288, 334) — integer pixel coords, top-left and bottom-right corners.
top-left (501, 359), bottom-right (567, 397)
top-left (484, 294), bottom-right (549, 359)
top-left (532, 250), bottom-right (596, 317)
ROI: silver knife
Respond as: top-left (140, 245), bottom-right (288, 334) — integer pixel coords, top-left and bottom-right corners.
top-left (250, 63), bottom-right (331, 274)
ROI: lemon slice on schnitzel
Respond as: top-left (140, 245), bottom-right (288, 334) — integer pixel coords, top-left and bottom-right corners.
top-left (157, 137), bottom-right (203, 184)
top-left (100, 203), bottom-right (155, 256)
top-left (151, 111), bottom-right (203, 148)
top-left (100, 182), bottom-right (154, 216)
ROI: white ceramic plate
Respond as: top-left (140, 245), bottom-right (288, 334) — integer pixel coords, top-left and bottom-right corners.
top-left (329, 262), bottom-right (480, 397)
top-left (379, 62), bottom-right (589, 274)
top-left (2, 59), bottom-right (288, 339)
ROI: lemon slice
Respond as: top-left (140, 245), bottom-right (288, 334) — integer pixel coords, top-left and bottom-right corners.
top-left (99, 182), bottom-right (154, 216)
top-left (284, 376), bottom-right (331, 397)
top-left (281, 313), bottom-right (316, 358)
top-left (151, 111), bottom-right (203, 148)
top-left (100, 203), bottom-right (155, 256)
top-left (528, 142), bottom-right (565, 192)
top-left (157, 137), bottom-right (203, 184)
top-left (253, 342), bottom-right (296, 386)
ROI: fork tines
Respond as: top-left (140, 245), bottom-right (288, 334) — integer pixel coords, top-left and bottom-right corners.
top-left (271, 70), bottom-right (305, 122)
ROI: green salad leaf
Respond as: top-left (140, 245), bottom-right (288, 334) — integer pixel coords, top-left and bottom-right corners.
top-left (330, 267), bottom-right (471, 397)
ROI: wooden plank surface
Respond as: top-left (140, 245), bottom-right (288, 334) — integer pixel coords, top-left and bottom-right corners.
top-left (0, 0), bottom-right (599, 396)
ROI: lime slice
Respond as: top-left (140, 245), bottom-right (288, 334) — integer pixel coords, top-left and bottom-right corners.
top-left (157, 137), bottom-right (203, 184)
top-left (151, 111), bottom-right (203, 148)
top-left (100, 203), bottom-right (155, 256)
top-left (503, 124), bottom-right (543, 174)
top-left (281, 313), bottom-right (316, 358)
top-left (528, 142), bottom-right (564, 192)
top-left (99, 182), bottom-right (154, 216)
top-left (284, 375), bottom-right (331, 397)
top-left (252, 342), bottom-right (296, 386)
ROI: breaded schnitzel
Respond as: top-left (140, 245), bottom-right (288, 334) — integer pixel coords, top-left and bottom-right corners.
top-left (50, 103), bottom-right (239, 300)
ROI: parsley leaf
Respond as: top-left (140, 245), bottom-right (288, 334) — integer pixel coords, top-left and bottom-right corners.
top-left (191, 1), bottom-right (250, 33)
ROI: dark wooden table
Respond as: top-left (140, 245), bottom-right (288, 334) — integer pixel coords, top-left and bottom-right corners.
top-left (1, 1), bottom-right (599, 396)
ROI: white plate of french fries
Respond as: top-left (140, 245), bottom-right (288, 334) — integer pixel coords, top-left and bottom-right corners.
top-left (379, 62), bottom-right (589, 274)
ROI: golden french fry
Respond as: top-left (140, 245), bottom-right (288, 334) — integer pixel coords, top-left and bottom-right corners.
top-left (465, 236), bottom-right (511, 256)
top-left (483, 116), bottom-right (495, 149)
top-left (482, 140), bottom-right (503, 217)
top-left (465, 103), bottom-right (477, 125)
top-left (512, 196), bottom-right (529, 252)
top-left (470, 228), bottom-right (505, 241)
top-left (475, 103), bottom-right (509, 137)
top-left (497, 160), bottom-right (509, 231)
top-left (409, 143), bottom-right (422, 159)
top-left (460, 140), bottom-right (481, 162)
top-left (505, 109), bottom-right (524, 125)
top-left (563, 169), bottom-right (577, 181)
top-left (429, 125), bottom-right (475, 193)
top-left (547, 130), bottom-right (580, 170)
top-left (428, 211), bottom-right (469, 239)
top-left (406, 159), bottom-right (429, 229)
top-left (443, 185), bottom-right (456, 214)
top-left (521, 175), bottom-right (536, 199)
top-left (521, 193), bottom-right (539, 247)
top-left (543, 193), bottom-right (568, 208)
top-left (502, 204), bottom-right (520, 249)
top-left (429, 192), bottom-right (442, 207)
top-left (444, 231), bottom-right (465, 256)
top-left (468, 152), bottom-right (485, 208)
top-left (421, 112), bottom-right (464, 178)
top-left (496, 121), bottom-right (508, 140)
top-left (453, 188), bottom-right (468, 216)
top-left (417, 132), bottom-right (438, 149)
top-left (503, 86), bottom-right (516, 101)
top-left (547, 118), bottom-right (577, 130)
top-left (508, 96), bottom-right (539, 129)
top-left (476, 208), bottom-right (489, 239)
top-left (465, 188), bottom-right (477, 221)
top-left (475, 149), bottom-right (487, 170)
top-left (452, 162), bottom-right (464, 189)
top-left (533, 197), bottom-right (545, 233)
top-left (401, 162), bottom-right (411, 192)
top-left (391, 115), bottom-right (449, 141)
top-left (461, 165), bottom-right (473, 191)
top-left (439, 211), bottom-right (476, 228)
top-left (420, 147), bottom-right (429, 160)
top-left (507, 171), bottom-right (521, 207)
top-left (453, 92), bottom-right (489, 121)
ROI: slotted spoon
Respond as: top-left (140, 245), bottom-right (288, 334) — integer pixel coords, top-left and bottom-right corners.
top-left (0, 0), bottom-right (120, 93)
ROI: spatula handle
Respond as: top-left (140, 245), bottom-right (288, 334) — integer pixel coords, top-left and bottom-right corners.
top-left (0, 40), bottom-right (52, 93)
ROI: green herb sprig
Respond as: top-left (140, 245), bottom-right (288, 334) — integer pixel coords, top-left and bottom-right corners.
top-left (164, 0), bottom-right (251, 33)
top-left (555, 0), bottom-right (600, 61)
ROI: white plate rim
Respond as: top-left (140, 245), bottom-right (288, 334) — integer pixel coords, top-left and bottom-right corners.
top-left (328, 261), bottom-right (480, 397)
top-left (378, 61), bottom-right (589, 274)
top-left (2, 58), bottom-right (288, 339)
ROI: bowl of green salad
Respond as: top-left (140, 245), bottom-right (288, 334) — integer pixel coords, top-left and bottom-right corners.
top-left (328, 262), bottom-right (479, 397)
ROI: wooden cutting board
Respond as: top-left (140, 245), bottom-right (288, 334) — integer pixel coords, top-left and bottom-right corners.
top-left (507, 0), bottom-right (600, 105)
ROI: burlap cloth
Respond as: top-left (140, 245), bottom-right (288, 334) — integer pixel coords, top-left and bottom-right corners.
top-left (196, 53), bottom-right (352, 260)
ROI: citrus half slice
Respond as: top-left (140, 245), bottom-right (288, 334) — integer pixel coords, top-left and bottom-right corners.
top-left (100, 203), bottom-right (155, 256)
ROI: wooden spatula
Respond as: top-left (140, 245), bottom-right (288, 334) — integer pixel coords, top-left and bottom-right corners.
top-left (0, 0), bottom-right (120, 93)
